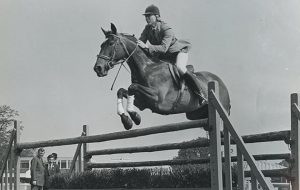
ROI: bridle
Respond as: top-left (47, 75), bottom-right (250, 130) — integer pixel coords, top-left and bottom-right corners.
top-left (96, 34), bottom-right (138, 90)
top-left (97, 34), bottom-right (137, 69)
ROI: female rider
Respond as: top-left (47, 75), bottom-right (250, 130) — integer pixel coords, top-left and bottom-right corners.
top-left (137, 5), bottom-right (205, 102)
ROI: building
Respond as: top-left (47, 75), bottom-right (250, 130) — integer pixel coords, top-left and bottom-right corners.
top-left (20, 156), bottom-right (78, 179)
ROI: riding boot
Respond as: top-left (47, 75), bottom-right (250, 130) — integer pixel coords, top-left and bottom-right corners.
top-left (183, 70), bottom-right (207, 104)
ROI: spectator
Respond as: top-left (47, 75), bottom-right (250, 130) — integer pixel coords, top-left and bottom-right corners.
top-left (44, 154), bottom-right (60, 189)
top-left (47, 154), bottom-right (60, 176)
top-left (51, 153), bottom-right (57, 162)
top-left (30, 148), bottom-right (45, 190)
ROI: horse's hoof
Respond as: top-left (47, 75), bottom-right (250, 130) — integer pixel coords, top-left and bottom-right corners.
top-left (120, 114), bottom-right (133, 130)
top-left (128, 111), bottom-right (141, 125)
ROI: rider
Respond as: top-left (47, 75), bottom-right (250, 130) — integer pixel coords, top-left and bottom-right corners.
top-left (137, 4), bottom-right (206, 103)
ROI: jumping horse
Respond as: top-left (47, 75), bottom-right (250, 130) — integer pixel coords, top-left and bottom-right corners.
top-left (94, 23), bottom-right (231, 130)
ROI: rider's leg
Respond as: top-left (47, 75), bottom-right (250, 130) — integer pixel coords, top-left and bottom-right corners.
top-left (176, 52), bottom-right (207, 103)
top-left (175, 52), bottom-right (188, 75)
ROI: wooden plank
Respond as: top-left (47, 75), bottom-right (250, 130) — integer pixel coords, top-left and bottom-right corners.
top-left (69, 132), bottom-right (84, 173)
top-left (210, 91), bottom-right (274, 190)
top-left (241, 153), bottom-right (290, 161)
top-left (291, 93), bottom-right (300, 190)
top-left (233, 130), bottom-right (290, 144)
top-left (245, 169), bottom-right (290, 178)
top-left (86, 139), bottom-right (210, 157)
top-left (87, 153), bottom-right (289, 169)
top-left (208, 81), bottom-right (223, 190)
top-left (224, 126), bottom-right (232, 190)
top-left (78, 145), bottom-right (82, 172)
top-left (292, 103), bottom-right (300, 120)
top-left (88, 158), bottom-right (214, 168)
top-left (85, 131), bottom-right (290, 157)
top-left (5, 163), bottom-right (8, 190)
top-left (18, 119), bottom-right (208, 149)
top-left (13, 121), bottom-right (20, 190)
top-left (237, 148), bottom-right (244, 190)
top-left (82, 125), bottom-right (90, 171)
top-left (69, 142), bottom-right (82, 173)
top-left (9, 144), bottom-right (13, 190)
top-left (251, 172), bottom-right (258, 190)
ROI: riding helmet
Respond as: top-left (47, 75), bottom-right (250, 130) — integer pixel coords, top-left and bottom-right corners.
top-left (143, 5), bottom-right (160, 16)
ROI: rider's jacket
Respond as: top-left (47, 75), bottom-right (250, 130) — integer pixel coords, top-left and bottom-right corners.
top-left (139, 21), bottom-right (191, 57)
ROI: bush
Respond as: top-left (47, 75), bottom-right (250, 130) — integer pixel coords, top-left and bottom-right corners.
top-left (48, 167), bottom-right (212, 189)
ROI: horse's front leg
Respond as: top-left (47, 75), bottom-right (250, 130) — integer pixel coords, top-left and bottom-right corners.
top-left (128, 83), bottom-right (159, 113)
top-left (117, 88), bottom-right (133, 130)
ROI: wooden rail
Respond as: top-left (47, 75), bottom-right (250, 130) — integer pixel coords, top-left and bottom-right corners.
top-left (291, 94), bottom-right (300, 190)
top-left (208, 82), bottom-right (274, 190)
top-left (85, 131), bottom-right (290, 157)
top-left (69, 136), bottom-right (83, 173)
top-left (17, 119), bottom-right (208, 150)
top-left (87, 153), bottom-right (290, 169)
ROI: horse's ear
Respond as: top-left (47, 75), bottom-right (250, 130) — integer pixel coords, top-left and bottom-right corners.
top-left (101, 27), bottom-right (109, 37)
top-left (111, 23), bottom-right (117, 34)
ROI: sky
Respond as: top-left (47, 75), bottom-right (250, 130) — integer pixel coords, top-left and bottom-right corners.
top-left (1, 0), bottom-right (300, 164)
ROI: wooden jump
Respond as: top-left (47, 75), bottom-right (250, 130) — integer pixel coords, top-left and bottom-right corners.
top-left (17, 119), bottom-right (208, 150)
top-left (1, 82), bottom-right (299, 190)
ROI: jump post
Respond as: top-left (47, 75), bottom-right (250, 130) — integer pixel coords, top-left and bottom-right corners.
top-left (0, 81), bottom-right (299, 190)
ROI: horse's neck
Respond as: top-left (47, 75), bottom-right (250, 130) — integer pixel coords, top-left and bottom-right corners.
top-left (127, 47), bottom-right (153, 82)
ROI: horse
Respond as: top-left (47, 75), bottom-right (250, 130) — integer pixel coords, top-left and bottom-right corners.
top-left (94, 23), bottom-right (231, 130)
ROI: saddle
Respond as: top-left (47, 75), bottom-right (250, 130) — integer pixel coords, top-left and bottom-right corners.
top-left (168, 64), bottom-right (194, 88)
top-left (168, 63), bottom-right (208, 106)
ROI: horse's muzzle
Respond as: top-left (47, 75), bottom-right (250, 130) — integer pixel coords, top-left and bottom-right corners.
top-left (94, 65), bottom-right (107, 77)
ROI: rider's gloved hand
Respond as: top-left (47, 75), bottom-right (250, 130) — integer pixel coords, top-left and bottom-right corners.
top-left (137, 40), bottom-right (148, 49)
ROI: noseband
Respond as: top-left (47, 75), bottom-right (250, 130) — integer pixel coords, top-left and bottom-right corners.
top-left (97, 34), bottom-right (137, 70)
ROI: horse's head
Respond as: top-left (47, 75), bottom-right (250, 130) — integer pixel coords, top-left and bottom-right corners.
top-left (94, 23), bottom-right (133, 77)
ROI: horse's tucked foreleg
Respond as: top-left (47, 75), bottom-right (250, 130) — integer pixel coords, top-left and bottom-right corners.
top-left (128, 83), bottom-right (159, 112)
top-left (126, 86), bottom-right (141, 125)
top-left (128, 83), bottom-right (159, 102)
top-left (126, 95), bottom-right (135, 112)
top-left (117, 88), bottom-right (127, 115)
top-left (117, 88), bottom-right (133, 130)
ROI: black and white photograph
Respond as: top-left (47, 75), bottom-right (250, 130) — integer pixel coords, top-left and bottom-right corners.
top-left (0, 0), bottom-right (300, 189)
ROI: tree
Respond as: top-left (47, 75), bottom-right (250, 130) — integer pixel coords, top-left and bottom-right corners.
top-left (0, 105), bottom-right (20, 147)
top-left (20, 149), bottom-right (35, 157)
top-left (0, 105), bottom-right (23, 168)
top-left (171, 137), bottom-right (210, 173)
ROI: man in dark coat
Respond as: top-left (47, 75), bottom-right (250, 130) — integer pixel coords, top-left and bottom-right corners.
top-left (30, 148), bottom-right (45, 190)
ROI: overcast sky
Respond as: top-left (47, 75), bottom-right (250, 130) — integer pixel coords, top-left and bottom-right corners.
top-left (1, 0), bottom-right (300, 163)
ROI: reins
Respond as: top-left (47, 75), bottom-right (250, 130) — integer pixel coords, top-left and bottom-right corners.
top-left (108, 34), bottom-right (138, 90)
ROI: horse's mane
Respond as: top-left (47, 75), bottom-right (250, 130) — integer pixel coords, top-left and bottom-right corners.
top-left (114, 33), bottom-right (169, 65)
top-left (119, 33), bottom-right (138, 43)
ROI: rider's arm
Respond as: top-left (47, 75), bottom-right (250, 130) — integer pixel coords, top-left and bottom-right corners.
top-left (139, 25), bottom-right (148, 43)
top-left (147, 24), bottom-right (174, 55)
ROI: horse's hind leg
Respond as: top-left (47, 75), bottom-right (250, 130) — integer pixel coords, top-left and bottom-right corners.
top-left (117, 88), bottom-right (133, 130)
